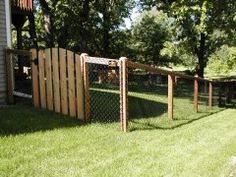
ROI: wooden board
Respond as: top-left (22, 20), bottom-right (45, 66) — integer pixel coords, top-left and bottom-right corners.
top-left (45, 49), bottom-right (53, 111)
top-left (52, 48), bottom-right (61, 113)
top-left (75, 54), bottom-right (84, 120)
top-left (168, 74), bottom-right (174, 120)
top-left (38, 50), bottom-right (46, 108)
top-left (67, 51), bottom-right (76, 117)
top-left (31, 49), bottom-right (39, 107)
top-left (194, 79), bottom-right (199, 112)
top-left (59, 48), bottom-right (68, 115)
top-left (209, 82), bottom-right (213, 107)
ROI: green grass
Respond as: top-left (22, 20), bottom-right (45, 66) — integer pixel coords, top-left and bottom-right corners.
top-left (1, 87), bottom-right (236, 176)
top-left (1, 109), bottom-right (236, 176)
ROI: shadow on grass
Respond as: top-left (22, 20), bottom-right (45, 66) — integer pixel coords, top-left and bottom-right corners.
top-left (90, 89), bottom-right (167, 123)
top-left (0, 105), bottom-right (83, 136)
top-left (129, 109), bottom-right (225, 131)
top-left (0, 88), bottom-right (228, 135)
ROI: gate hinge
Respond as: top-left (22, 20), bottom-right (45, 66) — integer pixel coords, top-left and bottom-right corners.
top-left (31, 58), bottom-right (38, 65)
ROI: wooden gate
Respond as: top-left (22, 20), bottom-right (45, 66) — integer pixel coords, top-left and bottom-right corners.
top-left (31, 48), bottom-right (84, 120)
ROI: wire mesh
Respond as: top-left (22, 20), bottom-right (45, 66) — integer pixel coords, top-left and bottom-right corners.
top-left (126, 62), bottom-right (230, 131)
top-left (127, 66), bottom-right (169, 131)
top-left (87, 58), bottom-right (120, 123)
top-left (216, 82), bottom-right (236, 108)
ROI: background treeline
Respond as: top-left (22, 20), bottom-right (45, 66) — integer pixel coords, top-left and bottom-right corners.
top-left (15, 0), bottom-right (236, 77)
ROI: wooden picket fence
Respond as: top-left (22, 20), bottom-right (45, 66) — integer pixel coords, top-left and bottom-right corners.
top-left (31, 48), bottom-right (84, 120)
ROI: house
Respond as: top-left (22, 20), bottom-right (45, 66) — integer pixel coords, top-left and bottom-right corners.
top-left (0, 0), bottom-right (33, 104)
top-left (0, 0), bottom-right (11, 104)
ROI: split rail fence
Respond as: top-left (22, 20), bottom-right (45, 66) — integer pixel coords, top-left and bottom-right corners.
top-left (6, 48), bottom-right (236, 132)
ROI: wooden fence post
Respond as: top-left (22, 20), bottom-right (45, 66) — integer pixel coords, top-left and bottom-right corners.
top-left (5, 49), bottom-right (14, 104)
top-left (31, 49), bottom-right (40, 108)
top-left (208, 82), bottom-right (213, 107)
top-left (194, 79), bottom-right (199, 112)
top-left (81, 53), bottom-right (90, 122)
top-left (120, 57), bottom-right (128, 132)
top-left (168, 74), bottom-right (174, 120)
top-left (75, 54), bottom-right (85, 120)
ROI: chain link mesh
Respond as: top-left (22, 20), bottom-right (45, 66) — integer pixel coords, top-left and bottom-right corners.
top-left (127, 67), bottom-right (169, 130)
top-left (87, 58), bottom-right (120, 123)
top-left (126, 63), bottom-right (230, 131)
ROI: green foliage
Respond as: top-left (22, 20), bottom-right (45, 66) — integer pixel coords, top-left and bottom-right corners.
top-left (34, 0), bottom-right (135, 57)
top-left (160, 41), bottom-right (198, 71)
top-left (206, 45), bottom-right (236, 76)
top-left (130, 8), bottom-right (174, 65)
top-left (139, 0), bottom-right (236, 76)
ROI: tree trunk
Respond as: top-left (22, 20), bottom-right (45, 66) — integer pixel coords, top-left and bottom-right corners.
top-left (197, 33), bottom-right (206, 77)
top-left (28, 13), bottom-right (38, 49)
top-left (102, 0), bottom-right (110, 57)
top-left (39, 0), bottom-right (55, 48)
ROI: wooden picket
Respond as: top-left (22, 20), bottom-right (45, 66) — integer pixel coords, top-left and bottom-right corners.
top-left (31, 48), bottom-right (84, 120)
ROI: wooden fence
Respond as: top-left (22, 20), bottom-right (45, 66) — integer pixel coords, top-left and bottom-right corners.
top-left (5, 48), bottom-right (236, 132)
top-left (31, 48), bottom-right (84, 120)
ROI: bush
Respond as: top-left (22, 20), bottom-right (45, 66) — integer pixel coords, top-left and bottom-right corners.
top-left (206, 45), bottom-right (236, 76)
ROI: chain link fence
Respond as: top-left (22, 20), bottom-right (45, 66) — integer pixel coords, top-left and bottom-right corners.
top-left (85, 57), bottom-right (120, 123)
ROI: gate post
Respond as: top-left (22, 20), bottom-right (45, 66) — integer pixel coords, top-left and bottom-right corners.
top-left (31, 49), bottom-right (40, 108)
top-left (168, 74), bottom-right (174, 120)
top-left (81, 53), bottom-right (90, 122)
top-left (208, 81), bottom-right (213, 107)
top-left (5, 49), bottom-right (14, 104)
top-left (194, 78), bottom-right (199, 112)
top-left (120, 57), bottom-right (128, 132)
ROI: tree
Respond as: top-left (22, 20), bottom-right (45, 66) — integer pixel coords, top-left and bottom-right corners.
top-left (139, 0), bottom-right (236, 77)
top-left (34, 0), bottom-right (135, 57)
top-left (130, 8), bottom-right (173, 65)
top-left (205, 45), bottom-right (236, 76)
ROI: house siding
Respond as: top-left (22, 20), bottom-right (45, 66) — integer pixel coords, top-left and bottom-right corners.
top-left (0, 0), bottom-right (7, 104)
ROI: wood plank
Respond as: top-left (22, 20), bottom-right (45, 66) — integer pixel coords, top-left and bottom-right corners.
top-left (81, 54), bottom-right (91, 122)
top-left (38, 50), bottom-right (46, 108)
top-left (209, 82), bottom-right (213, 107)
top-left (127, 60), bottom-right (214, 83)
top-left (5, 50), bottom-right (14, 104)
top-left (168, 74), bottom-right (174, 120)
top-left (52, 48), bottom-right (61, 113)
top-left (67, 50), bottom-right (76, 117)
top-left (45, 49), bottom-right (53, 111)
top-left (119, 59), bottom-right (123, 131)
top-left (31, 49), bottom-right (39, 107)
top-left (121, 57), bottom-right (128, 132)
top-left (194, 79), bottom-right (199, 112)
top-left (59, 48), bottom-right (68, 115)
top-left (75, 54), bottom-right (84, 120)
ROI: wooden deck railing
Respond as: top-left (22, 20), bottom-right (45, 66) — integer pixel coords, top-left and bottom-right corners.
top-left (11, 0), bottom-right (33, 11)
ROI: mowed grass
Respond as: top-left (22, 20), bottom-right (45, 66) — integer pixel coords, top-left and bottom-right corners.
top-left (1, 87), bottom-right (236, 176)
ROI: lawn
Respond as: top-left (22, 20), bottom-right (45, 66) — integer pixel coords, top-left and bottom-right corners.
top-left (1, 103), bottom-right (236, 176)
